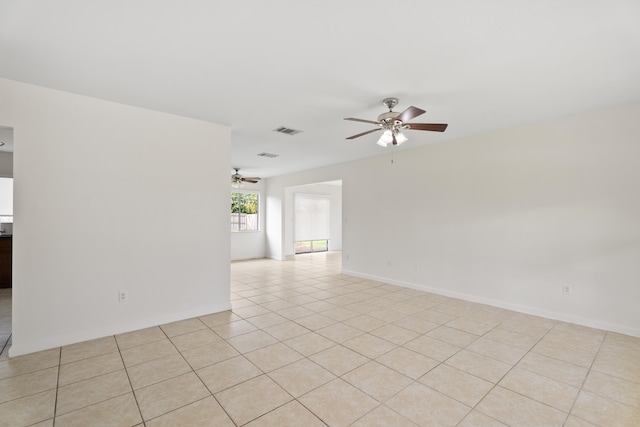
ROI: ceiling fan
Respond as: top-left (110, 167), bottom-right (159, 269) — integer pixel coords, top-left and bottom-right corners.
top-left (345, 97), bottom-right (448, 147)
top-left (231, 168), bottom-right (261, 187)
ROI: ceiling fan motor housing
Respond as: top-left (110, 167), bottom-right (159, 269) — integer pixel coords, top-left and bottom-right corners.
top-left (377, 111), bottom-right (400, 123)
top-left (377, 112), bottom-right (408, 134)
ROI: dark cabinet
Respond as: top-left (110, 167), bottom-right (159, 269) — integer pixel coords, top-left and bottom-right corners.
top-left (0, 236), bottom-right (11, 288)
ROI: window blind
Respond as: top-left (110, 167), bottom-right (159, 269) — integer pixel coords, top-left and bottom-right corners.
top-left (294, 193), bottom-right (330, 241)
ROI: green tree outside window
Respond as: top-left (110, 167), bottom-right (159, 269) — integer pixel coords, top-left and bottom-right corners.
top-left (231, 193), bottom-right (259, 231)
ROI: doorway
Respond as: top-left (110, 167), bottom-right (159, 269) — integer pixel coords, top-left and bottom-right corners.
top-left (284, 180), bottom-right (342, 257)
top-left (0, 126), bottom-right (13, 359)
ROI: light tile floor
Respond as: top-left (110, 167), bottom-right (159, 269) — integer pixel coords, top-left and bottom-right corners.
top-left (1, 252), bottom-right (639, 426)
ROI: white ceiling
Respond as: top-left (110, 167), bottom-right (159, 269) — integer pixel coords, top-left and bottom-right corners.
top-left (1, 1), bottom-right (639, 178)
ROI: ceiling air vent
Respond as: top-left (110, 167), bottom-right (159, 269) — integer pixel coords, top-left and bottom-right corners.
top-left (273, 126), bottom-right (302, 136)
top-left (257, 152), bottom-right (279, 158)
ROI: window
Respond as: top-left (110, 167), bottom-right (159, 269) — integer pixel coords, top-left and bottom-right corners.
top-left (231, 192), bottom-right (259, 232)
top-left (294, 193), bottom-right (330, 254)
top-left (295, 240), bottom-right (328, 254)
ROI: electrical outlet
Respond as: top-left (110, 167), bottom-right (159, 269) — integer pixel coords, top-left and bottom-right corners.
top-left (562, 285), bottom-right (572, 295)
top-left (118, 291), bottom-right (128, 302)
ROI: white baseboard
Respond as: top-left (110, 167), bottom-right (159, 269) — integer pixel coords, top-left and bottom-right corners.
top-left (342, 269), bottom-right (640, 338)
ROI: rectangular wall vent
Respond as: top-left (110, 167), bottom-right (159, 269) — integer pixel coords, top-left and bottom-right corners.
top-left (273, 126), bottom-right (303, 136)
top-left (257, 152), bottom-right (279, 158)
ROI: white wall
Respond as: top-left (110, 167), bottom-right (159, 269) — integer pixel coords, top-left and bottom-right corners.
top-left (230, 179), bottom-right (266, 261)
top-left (0, 78), bottom-right (232, 356)
top-left (284, 183), bottom-right (342, 256)
top-left (267, 101), bottom-right (640, 337)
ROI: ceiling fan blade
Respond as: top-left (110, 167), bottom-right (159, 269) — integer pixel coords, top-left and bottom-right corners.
top-left (242, 179), bottom-right (260, 183)
top-left (406, 123), bottom-right (448, 132)
top-left (395, 106), bottom-right (426, 123)
top-left (241, 177), bottom-right (261, 182)
top-left (346, 128), bottom-right (381, 140)
top-left (344, 117), bottom-right (380, 125)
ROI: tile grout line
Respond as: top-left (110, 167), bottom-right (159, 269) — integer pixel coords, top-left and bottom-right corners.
top-left (253, 285), bottom-right (339, 427)
top-left (190, 318), bottom-right (252, 426)
top-left (561, 330), bottom-right (608, 427)
top-left (50, 346), bottom-right (62, 427)
top-left (122, 320), bottom-right (236, 425)
top-left (456, 322), bottom-right (545, 427)
top-left (446, 319), bottom-right (555, 425)
top-left (116, 332), bottom-right (148, 426)
top-left (429, 322), bottom-right (505, 427)
top-left (0, 330), bottom-right (10, 358)
top-left (481, 322), bottom-right (610, 425)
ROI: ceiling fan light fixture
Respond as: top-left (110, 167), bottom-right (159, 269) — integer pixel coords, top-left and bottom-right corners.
top-left (381, 129), bottom-right (394, 143)
top-left (376, 135), bottom-right (389, 147)
top-left (377, 129), bottom-right (394, 147)
top-left (395, 131), bottom-right (408, 145)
